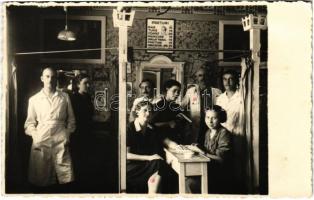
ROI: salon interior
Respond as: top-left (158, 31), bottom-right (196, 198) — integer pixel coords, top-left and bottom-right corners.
top-left (4, 4), bottom-right (268, 194)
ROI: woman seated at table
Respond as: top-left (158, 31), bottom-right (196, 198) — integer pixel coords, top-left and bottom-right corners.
top-left (186, 105), bottom-right (233, 194)
top-left (126, 101), bottom-right (174, 194)
top-left (151, 79), bottom-right (188, 145)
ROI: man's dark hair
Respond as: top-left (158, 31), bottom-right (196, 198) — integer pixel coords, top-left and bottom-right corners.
top-left (222, 69), bottom-right (239, 86)
top-left (41, 67), bottom-right (57, 76)
top-left (139, 79), bottom-right (155, 89)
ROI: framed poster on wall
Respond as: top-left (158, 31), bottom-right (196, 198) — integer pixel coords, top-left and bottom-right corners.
top-left (146, 18), bottom-right (175, 53)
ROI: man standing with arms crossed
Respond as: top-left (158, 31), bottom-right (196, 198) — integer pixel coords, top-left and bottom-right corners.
top-left (24, 67), bottom-right (76, 193)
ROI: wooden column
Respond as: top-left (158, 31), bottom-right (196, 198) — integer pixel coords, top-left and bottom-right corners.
top-left (250, 28), bottom-right (261, 193)
top-left (113, 8), bottom-right (135, 193)
top-left (242, 14), bottom-right (266, 193)
top-left (118, 25), bottom-right (128, 193)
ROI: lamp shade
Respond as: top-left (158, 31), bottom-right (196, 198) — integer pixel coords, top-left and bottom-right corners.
top-left (57, 7), bottom-right (76, 41)
top-left (57, 27), bottom-right (76, 41)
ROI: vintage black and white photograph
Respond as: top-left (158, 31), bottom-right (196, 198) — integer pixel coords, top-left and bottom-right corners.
top-left (1, 1), bottom-right (312, 198)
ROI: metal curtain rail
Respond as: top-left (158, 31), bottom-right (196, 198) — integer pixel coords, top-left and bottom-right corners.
top-left (15, 47), bottom-right (119, 55)
top-left (132, 47), bottom-right (252, 53)
top-left (15, 47), bottom-right (266, 55)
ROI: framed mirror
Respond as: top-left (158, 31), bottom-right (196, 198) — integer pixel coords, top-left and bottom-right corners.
top-left (137, 55), bottom-right (184, 100)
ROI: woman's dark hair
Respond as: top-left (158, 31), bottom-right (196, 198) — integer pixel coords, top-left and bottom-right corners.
top-left (162, 79), bottom-right (181, 94)
top-left (72, 73), bottom-right (90, 93)
top-left (207, 105), bottom-right (227, 123)
top-left (222, 69), bottom-right (239, 86)
top-left (132, 101), bottom-right (153, 119)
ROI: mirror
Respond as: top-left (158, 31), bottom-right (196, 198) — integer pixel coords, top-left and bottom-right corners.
top-left (137, 55), bottom-right (184, 100)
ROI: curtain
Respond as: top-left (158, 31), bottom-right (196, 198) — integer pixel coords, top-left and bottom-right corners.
top-left (6, 58), bottom-right (23, 191)
top-left (240, 57), bottom-right (257, 193)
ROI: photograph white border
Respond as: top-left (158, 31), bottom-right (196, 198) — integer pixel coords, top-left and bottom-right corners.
top-left (1, 1), bottom-right (312, 198)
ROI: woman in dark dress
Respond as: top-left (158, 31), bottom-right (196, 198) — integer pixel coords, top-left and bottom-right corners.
top-left (70, 73), bottom-right (94, 192)
top-left (186, 105), bottom-right (233, 194)
top-left (127, 101), bottom-right (172, 194)
top-left (151, 79), bottom-right (186, 145)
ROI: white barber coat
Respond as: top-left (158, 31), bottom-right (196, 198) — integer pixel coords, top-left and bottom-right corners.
top-left (216, 90), bottom-right (245, 136)
top-left (24, 90), bottom-right (76, 186)
top-left (181, 85), bottom-right (222, 143)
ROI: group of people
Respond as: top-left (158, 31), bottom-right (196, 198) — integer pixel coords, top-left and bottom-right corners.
top-left (126, 67), bottom-right (245, 194)
top-left (24, 65), bottom-right (245, 194)
top-left (24, 67), bottom-right (93, 193)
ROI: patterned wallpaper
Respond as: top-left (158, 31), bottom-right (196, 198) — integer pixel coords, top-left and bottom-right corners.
top-left (126, 18), bottom-right (221, 108)
top-left (37, 16), bottom-right (222, 124)
top-left (92, 17), bottom-right (118, 124)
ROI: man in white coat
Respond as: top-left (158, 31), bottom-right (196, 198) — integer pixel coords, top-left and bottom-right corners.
top-left (216, 69), bottom-right (245, 193)
top-left (181, 67), bottom-right (221, 144)
top-left (24, 67), bottom-right (76, 192)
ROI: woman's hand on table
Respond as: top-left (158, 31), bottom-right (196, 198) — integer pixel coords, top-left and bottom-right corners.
top-left (166, 139), bottom-right (179, 150)
top-left (188, 144), bottom-right (205, 154)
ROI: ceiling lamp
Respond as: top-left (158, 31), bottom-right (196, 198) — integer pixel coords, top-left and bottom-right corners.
top-left (57, 7), bottom-right (76, 41)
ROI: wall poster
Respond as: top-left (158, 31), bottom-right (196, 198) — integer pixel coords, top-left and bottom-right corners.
top-left (146, 19), bottom-right (175, 53)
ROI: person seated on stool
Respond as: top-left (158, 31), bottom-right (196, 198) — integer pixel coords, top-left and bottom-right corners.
top-left (186, 105), bottom-right (233, 194)
top-left (126, 101), bottom-right (175, 194)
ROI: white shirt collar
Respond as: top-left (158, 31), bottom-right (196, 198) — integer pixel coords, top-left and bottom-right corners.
top-left (39, 89), bottom-right (60, 99)
top-left (224, 89), bottom-right (240, 99)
